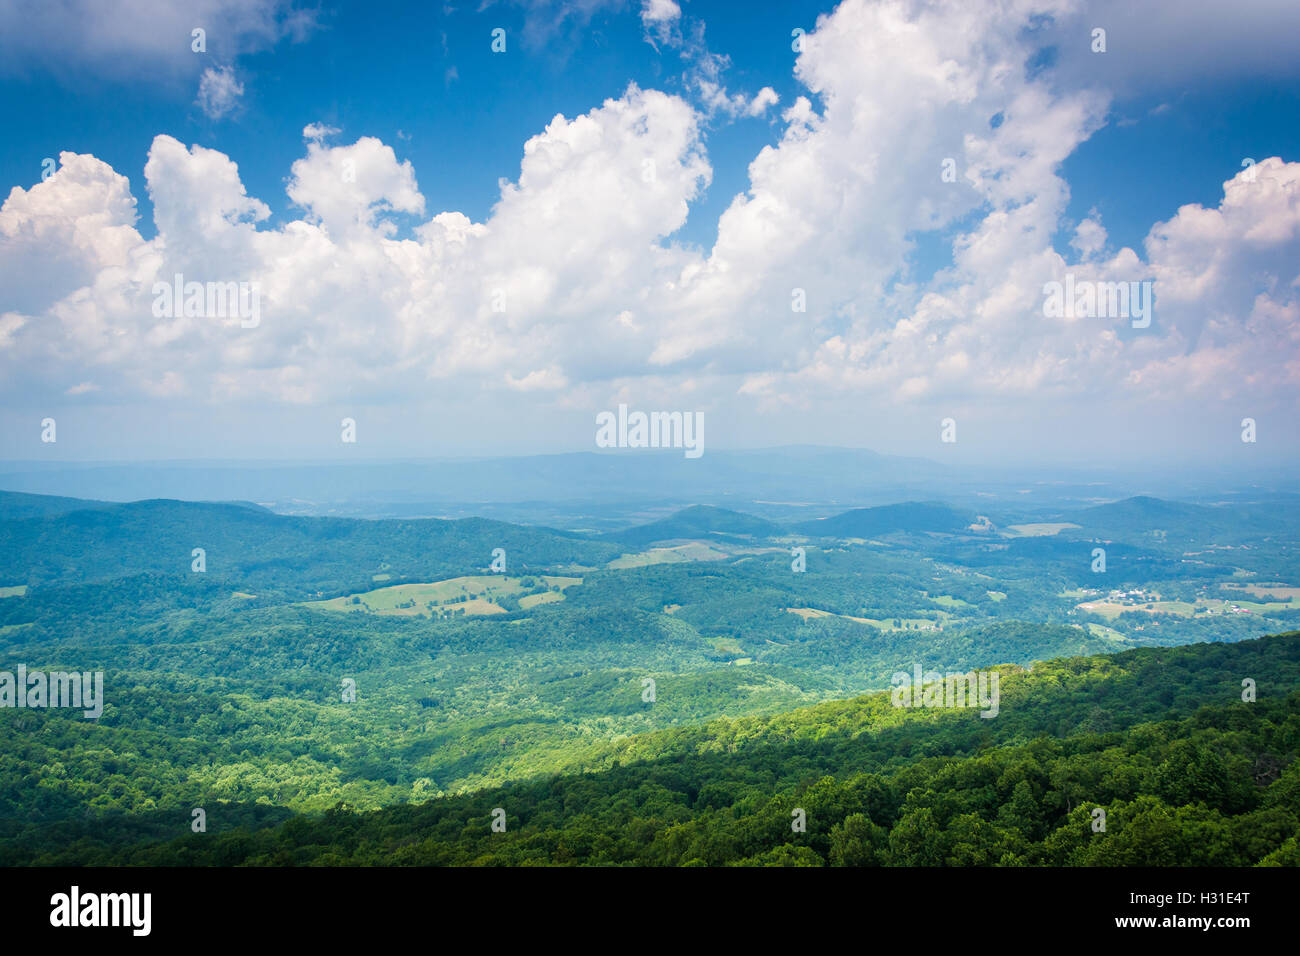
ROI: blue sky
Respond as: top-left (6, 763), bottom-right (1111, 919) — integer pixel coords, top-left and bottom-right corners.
top-left (5, 1), bottom-right (1296, 256)
top-left (0, 1), bottom-right (825, 250)
top-left (1, 0), bottom-right (1298, 466)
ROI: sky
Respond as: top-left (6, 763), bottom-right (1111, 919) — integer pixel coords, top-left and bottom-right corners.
top-left (0, 0), bottom-right (1298, 468)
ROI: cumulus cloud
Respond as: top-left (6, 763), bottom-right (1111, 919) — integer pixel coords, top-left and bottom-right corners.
top-left (0, 85), bottom-right (710, 407)
top-left (1071, 212), bottom-right (1108, 259)
top-left (0, 152), bottom-right (143, 317)
top-left (287, 131), bottom-right (424, 236)
top-left (0, 0), bottom-right (1296, 457)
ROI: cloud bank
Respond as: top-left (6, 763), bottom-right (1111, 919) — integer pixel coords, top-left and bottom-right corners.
top-left (1, 0), bottom-right (1296, 459)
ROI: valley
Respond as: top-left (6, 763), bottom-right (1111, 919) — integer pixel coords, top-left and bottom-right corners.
top-left (1, 487), bottom-right (1298, 865)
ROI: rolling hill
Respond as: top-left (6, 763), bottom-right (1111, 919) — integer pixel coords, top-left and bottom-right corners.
top-left (1067, 495), bottom-right (1300, 541)
top-left (0, 497), bottom-right (619, 595)
top-left (14, 630), bottom-right (1296, 866)
top-left (0, 489), bottom-right (115, 520)
top-left (795, 501), bottom-right (981, 538)
top-left (607, 505), bottom-right (784, 546)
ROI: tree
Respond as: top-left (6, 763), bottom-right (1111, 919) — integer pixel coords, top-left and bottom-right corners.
top-left (889, 807), bottom-right (946, 865)
top-left (829, 813), bottom-right (887, 866)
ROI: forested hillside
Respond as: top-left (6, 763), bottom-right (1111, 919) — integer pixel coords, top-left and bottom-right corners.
top-left (606, 505), bottom-right (783, 545)
top-left (794, 501), bottom-right (978, 537)
top-left (0, 498), bottom-right (618, 595)
top-left (2, 492), bottom-right (1298, 866)
top-left (9, 633), bottom-right (1297, 866)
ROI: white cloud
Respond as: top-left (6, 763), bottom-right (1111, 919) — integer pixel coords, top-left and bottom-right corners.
top-left (0, 85), bottom-right (710, 408)
top-left (694, 77), bottom-right (780, 119)
top-left (1071, 213), bottom-right (1108, 259)
top-left (642, 0), bottom-right (681, 22)
top-left (286, 132), bottom-right (424, 237)
top-left (197, 65), bottom-right (245, 119)
top-left (0, 151), bottom-right (142, 317)
top-left (746, 87), bottom-right (780, 116)
top-left (640, 3), bottom-right (775, 122)
top-left (641, 0), bottom-right (682, 47)
top-left (0, 0), bottom-right (315, 78)
top-left (303, 123), bottom-right (341, 142)
top-left (505, 367), bottom-right (570, 391)
top-left (0, 0), bottom-right (1296, 459)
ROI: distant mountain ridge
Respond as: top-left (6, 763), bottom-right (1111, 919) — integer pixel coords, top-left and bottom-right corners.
top-left (0, 495), bottom-right (618, 595)
top-left (1079, 495), bottom-right (1216, 524)
top-left (0, 489), bottom-right (114, 520)
top-left (0, 447), bottom-right (949, 509)
top-left (1067, 494), bottom-right (1296, 539)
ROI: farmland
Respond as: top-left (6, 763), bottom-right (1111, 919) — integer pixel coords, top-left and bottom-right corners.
top-left (303, 574), bottom-right (582, 617)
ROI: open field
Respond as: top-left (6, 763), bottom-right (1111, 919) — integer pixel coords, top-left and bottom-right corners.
top-left (606, 542), bottom-right (730, 568)
top-left (786, 607), bottom-right (947, 631)
top-left (1005, 522), bottom-right (1080, 537)
top-left (519, 590), bottom-right (565, 610)
top-left (1075, 596), bottom-right (1293, 620)
top-left (1221, 583), bottom-right (1300, 601)
top-left (928, 593), bottom-right (975, 609)
top-left (606, 548), bottom-right (690, 569)
top-left (1084, 622), bottom-right (1129, 642)
top-left (303, 575), bottom-right (582, 617)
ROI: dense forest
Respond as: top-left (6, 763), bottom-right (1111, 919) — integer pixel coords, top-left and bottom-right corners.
top-left (1, 492), bottom-right (1297, 865)
top-left (6, 633), bottom-right (1298, 865)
